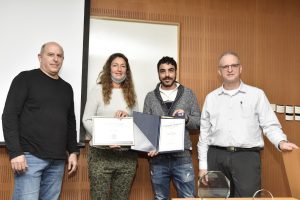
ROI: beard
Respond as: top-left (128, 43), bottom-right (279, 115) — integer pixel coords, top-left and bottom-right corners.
top-left (160, 76), bottom-right (176, 88)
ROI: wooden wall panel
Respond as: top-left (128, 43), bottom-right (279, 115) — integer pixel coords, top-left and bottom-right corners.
top-left (1, 0), bottom-right (300, 199)
top-left (0, 148), bottom-right (13, 200)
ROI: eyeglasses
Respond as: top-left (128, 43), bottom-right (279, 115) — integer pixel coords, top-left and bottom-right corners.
top-left (219, 63), bottom-right (240, 70)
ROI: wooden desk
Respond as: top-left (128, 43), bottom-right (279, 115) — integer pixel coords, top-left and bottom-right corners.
top-left (172, 198), bottom-right (298, 200)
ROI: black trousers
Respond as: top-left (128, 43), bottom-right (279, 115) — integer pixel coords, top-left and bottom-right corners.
top-left (207, 146), bottom-right (261, 197)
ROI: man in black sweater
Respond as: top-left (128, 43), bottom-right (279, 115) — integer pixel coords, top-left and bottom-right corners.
top-left (2, 42), bottom-right (79, 200)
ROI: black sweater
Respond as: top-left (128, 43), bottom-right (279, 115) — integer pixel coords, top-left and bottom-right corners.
top-left (2, 69), bottom-right (79, 160)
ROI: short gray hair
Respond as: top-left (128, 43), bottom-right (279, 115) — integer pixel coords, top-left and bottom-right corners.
top-left (218, 51), bottom-right (240, 66)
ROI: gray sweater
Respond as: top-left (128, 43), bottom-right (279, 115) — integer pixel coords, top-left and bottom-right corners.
top-left (143, 83), bottom-right (201, 150)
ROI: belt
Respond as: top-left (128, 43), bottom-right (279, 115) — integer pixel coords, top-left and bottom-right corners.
top-left (210, 145), bottom-right (262, 152)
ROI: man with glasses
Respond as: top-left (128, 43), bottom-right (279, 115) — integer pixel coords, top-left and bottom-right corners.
top-left (197, 51), bottom-right (298, 197)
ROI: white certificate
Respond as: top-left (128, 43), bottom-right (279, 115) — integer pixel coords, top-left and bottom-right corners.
top-left (92, 117), bottom-right (134, 146)
top-left (158, 118), bottom-right (185, 152)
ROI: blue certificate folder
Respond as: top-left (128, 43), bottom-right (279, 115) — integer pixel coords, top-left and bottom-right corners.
top-left (131, 111), bottom-right (185, 153)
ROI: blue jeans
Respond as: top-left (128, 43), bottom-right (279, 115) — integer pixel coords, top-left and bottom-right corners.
top-left (149, 151), bottom-right (195, 200)
top-left (13, 152), bottom-right (65, 200)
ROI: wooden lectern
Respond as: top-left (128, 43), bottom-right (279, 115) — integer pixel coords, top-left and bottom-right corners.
top-left (283, 149), bottom-right (300, 199)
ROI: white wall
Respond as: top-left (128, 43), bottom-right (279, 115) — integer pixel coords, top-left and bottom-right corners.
top-left (0, 0), bottom-right (85, 143)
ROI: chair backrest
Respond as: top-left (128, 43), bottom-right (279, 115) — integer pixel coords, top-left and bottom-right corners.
top-left (282, 149), bottom-right (300, 199)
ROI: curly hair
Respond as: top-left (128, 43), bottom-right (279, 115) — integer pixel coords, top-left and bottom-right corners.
top-left (97, 53), bottom-right (137, 108)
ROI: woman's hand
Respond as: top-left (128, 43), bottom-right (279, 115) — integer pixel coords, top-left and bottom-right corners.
top-left (115, 110), bottom-right (128, 119)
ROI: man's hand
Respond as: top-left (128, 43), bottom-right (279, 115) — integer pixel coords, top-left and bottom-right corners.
top-left (172, 109), bottom-right (185, 117)
top-left (67, 153), bottom-right (78, 175)
top-left (199, 169), bottom-right (208, 185)
top-left (148, 150), bottom-right (158, 157)
top-left (279, 141), bottom-right (299, 151)
top-left (11, 155), bottom-right (28, 174)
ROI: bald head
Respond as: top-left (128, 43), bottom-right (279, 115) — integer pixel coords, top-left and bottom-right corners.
top-left (40, 42), bottom-right (64, 56)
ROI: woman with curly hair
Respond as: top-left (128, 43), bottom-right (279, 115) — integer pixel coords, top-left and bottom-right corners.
top-left (82, 53), bottom-right (138, 200)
